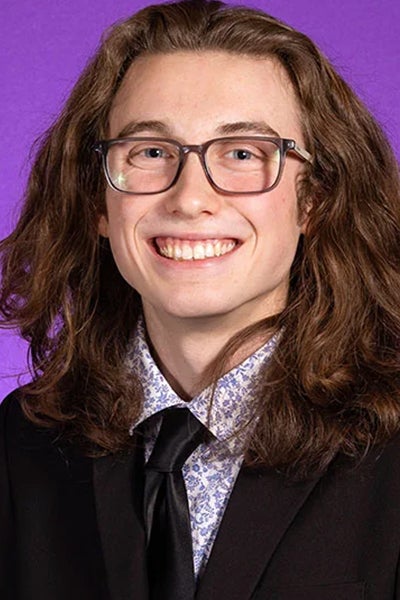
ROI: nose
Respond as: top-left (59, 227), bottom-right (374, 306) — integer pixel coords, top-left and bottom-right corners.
top-left (163, 152), bottom-right (221, 218)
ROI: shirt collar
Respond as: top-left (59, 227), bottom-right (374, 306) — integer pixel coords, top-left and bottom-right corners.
top-left (126, 316), bottom-right (276, 453)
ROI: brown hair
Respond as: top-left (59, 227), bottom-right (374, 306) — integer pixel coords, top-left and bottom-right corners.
top-left (1, 0), bottom-right (400, 478)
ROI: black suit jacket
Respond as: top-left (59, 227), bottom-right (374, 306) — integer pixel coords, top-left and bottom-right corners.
top-left (2, 390), bottom-right (400, 600)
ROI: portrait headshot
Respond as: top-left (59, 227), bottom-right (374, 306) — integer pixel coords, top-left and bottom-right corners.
top-left (1, 1), bottom-right (400, 599)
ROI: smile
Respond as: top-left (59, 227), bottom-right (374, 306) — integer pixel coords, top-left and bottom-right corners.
top-left (154, 237), bottom-right (238, 261)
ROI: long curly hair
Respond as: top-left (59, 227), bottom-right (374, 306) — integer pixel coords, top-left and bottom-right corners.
top-left (1, 0), bottom-right (400, 478)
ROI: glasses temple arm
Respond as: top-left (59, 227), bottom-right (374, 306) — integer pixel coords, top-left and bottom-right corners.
top-left (293, 143), bottom-right (313, 164)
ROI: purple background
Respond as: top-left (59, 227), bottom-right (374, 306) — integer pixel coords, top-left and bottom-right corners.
top-left (1, 0), bottom-right (399, 398)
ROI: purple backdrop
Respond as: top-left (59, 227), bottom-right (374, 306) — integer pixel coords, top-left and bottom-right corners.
top-left (1, 0), bottom-right (399, 398)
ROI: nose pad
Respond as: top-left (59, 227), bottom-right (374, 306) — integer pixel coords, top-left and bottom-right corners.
top-left (164, 152), bottom-right (220, 217)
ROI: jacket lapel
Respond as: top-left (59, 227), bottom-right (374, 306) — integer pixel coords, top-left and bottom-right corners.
top-left (196, 465), bottom-right (321, 600)
top-left (93, 444), bottom-right (148, 600)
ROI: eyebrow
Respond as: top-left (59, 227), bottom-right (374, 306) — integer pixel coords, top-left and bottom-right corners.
top-left (115, 119), bottom-right (281, 139)
top-left (215, 121), bottom-right (281, 138)
top-left (116, 120), bottom-right (171, 138)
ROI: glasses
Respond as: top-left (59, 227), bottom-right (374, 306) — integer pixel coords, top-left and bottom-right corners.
top-left (93, 136), bottom-right (312, 195)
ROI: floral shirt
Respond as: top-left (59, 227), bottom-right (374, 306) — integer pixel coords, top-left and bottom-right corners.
top-left (126, 318), bottom-right (276, 580)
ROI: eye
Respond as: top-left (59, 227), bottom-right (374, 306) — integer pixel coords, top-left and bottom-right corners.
top-left (125, 142), bottom-right (177, 166)
top-left (230, 148), bottom-right (254, 160)
top-left (142, 147), bottom-right (169, 159)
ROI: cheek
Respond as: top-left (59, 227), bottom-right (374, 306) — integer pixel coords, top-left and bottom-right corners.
top-left (251, 195), bottom-right (302, 274)
top-left (104, 193), bottom-right (143, 241)
top-left (102, 198), bottom-right (139, 267)
top-left (250, 192), bottom-right (301, 239)
top-left (103, 195), bottom-right (160, 289)
top-left (106, 220), bottom-right (143, 291)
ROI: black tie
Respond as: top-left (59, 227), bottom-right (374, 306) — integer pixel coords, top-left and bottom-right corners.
top-left (143, 407), bottom-right (207, 600)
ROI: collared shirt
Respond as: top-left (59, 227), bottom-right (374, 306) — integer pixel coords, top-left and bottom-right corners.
top-left (126, 318), bottom-right (276, 579)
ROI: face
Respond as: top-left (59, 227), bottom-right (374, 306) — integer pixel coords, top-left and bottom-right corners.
top-left (99, 51), bottom-right (307, 330)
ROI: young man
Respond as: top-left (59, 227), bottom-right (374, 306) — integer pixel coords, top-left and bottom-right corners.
top-left (1, 1), bottom-right (400, 599)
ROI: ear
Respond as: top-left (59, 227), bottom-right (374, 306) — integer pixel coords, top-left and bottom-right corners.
top-left (98, 214), bottom-right (109, 237)
top-left (300, 215), bottom-right (309, 235)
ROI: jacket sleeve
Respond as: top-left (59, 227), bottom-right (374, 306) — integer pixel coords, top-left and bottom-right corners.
top-left (0, 393), bottom-right (17, 599)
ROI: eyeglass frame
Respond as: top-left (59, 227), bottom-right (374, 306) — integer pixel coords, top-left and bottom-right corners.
top-left (93, 135), bottom-right (313, 196)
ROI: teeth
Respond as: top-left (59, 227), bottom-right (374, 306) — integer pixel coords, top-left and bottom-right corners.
top-left (156, 238), bottom-right (237, 261)
top-left (173, 245), bottom-right (182, 260)
top-left (193, 243), bottom-right (206, 260)
top-left (205, 242), bottom-right (214, 258)
top-left (182, 244), bottom-right (193, 260)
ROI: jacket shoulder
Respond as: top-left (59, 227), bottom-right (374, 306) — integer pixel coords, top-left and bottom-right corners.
top-left (0, 387), bottom-right (24, 418)
top-left (0, 389), bottom-right (22, 598)
top-left (0, 387), bottom-right (37, 443)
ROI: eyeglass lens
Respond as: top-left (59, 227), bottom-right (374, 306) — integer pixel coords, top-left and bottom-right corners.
top-left (105, 138), bottom-right (282, 194)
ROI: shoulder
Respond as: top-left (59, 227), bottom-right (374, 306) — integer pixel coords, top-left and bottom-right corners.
top-left (1, 387), bottom-right (94, 490)
top-left (326, 430), bottom-right (400, 503)
top-left (370, 430), bottom-right (400, 479)
top-left (364, 428), bottom-right (400, 471)
top-left (1, 387), bottom-right (23, 409)
top-left (0, 388), bottom-right (24, 436)
top-left (0, 387), bottom-right (67, 462)
top-left (0, 387), bottom-right (33, 437)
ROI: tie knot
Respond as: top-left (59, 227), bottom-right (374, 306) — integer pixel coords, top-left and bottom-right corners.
top-left (146, 408), bottom-right (207, 473)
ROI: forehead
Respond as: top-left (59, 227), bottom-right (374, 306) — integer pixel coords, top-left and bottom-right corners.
top-left (108, 51), bottom-right (303, 142)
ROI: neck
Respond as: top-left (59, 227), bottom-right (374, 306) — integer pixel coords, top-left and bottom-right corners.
top-left (142, 305), bottom-right (275, 399)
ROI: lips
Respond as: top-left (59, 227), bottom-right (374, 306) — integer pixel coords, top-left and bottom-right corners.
top-left (154, 236), bottom-right (238, 261)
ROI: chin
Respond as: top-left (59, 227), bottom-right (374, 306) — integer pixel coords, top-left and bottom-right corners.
top-left (167, 306), bottom-right (231, 321)
top-left (158, 298), bottom-right (238, 321)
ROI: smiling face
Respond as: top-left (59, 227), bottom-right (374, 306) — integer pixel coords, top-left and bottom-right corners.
top-left (99, 51), bottom-right (307, 331)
